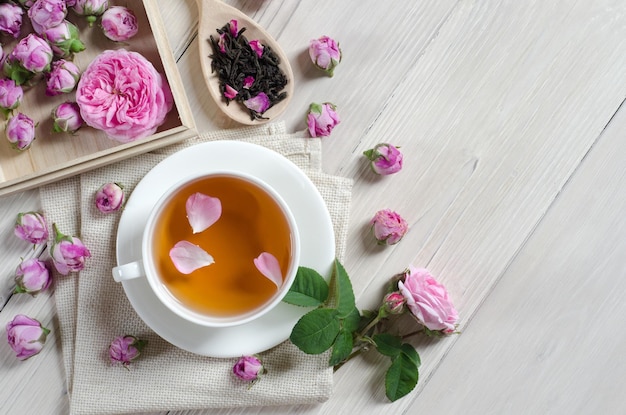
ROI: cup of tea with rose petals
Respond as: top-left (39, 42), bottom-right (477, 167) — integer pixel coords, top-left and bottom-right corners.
top-left (112, 171), bottom-right (300, 327)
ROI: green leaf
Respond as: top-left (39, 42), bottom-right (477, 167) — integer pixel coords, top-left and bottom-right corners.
top-left (329, 329), bottom-right (354, 366)
top-left (342, 307), bottom-right (361, 333)
top-left (373, 333), bottom-right (403, 358)
top-left (384, 350), bottom-right (420, 402)
top-left (400, 343), bottom-right (421, 368)
top-left (290, 308), bottom-right (340, 355)
top-left (283, 266), bottom-right (329, 307)
top-left (332, 259), bottom-right (356, 318)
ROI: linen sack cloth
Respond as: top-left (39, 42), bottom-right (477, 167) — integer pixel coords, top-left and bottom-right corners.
top-left (40, 122), bottom-right (352, 415)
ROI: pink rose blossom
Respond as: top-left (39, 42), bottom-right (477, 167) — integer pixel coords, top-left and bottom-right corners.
top-left (45, 59), bottom-right (80, 96)
top-left (169, 241), bottom-right (214, 274)
top-left (398, 266), bottom-right (458, 333)
top-left (6, 314), bottom-right (50, 360)
top-left (253, 252), bottom-right (283, 288)
top-left (72, 0), bottom-right (108, 25)
top-left (95, 182), bottom-right (124, 213)
top-left (52, 101), bottom-right (83, 133)
top-left (14, 258), bottom-right (51, 296)
top-left (185, 192), bottom-right (221, 234)
top-left (76, 49), bottom-right (173, 143)
top-left (100, 6), bottom-right (138, 42)
top-left (249, 39), bottom-right (264, 58)
top-left (370, 209), bottom-right (408, 245)
top-left (4, 33), bottom-right (53, 84)
top-left (244, 92), bottom-right (270, 114)
top-left (14, 211), bottom-right (48, 244)
top-left (109, 335), bottom-right (146, 367)
top-left (49, 223), bottom-right (91, 275)
top-left (309, 35), bottom-right (341, 76)
top-left (0, 78), bottom-right (24, 116)
top-left (28, 0), bottom-right (67, 34)
top-left (307, 102), bottom-right (340, 137)
top-left (0, 3), bottom-right (24, 38)
top-left (5, 112), bottom-right (36, 151)
top-left (43, 20), bottom-right (85, 58)
top-left (363, 143), bottom-right (403, 175)
top-left (233, 355), bottom-right (265, 382)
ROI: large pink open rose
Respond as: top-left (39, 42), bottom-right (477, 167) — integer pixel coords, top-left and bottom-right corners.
top-left (75, 49), bottom-right (173, 143)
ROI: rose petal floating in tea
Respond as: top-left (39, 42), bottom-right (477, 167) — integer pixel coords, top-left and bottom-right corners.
top-left (253, 252), bottom-right (282, 288)
top-left (185, 192), bottom-right (222, 234)
top-left (169, 241), bottom-right (214, 274)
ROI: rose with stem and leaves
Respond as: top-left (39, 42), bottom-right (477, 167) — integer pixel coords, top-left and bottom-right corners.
top-left (285, 260), bottom-right (457, 402)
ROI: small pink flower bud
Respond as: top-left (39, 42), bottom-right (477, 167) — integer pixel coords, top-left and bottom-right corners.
top-left (45, 59), bottom-right (80, 96)
top-left (0, 3), bottom-right (24, 38)
top-left (4, 33), bottom-right (53, 84)
top-left (233, 355), bottom-right (265, 382)
top-left (14, 211), bottom-right (49, 245)
top-left (363, 143), bottom-right (403, 175)
top-left (370, 209), bottom-right (408, 245)
top-left (5, 112), bottom-right (36, 151)
top-left (0, 78), bottom-right (24, 116)
top-left (100, 6), bottom-right (138, 42)
top-left (383, 292), bottom-right (406, 315)
top-left (6, 314), bottom-right (50, 360)
top-left (52, 101), bottom-right (83, 134)
top-left (307, 102), bottom-right (340, 137)
top-left (309, 36), bottom-right (341, 77)
top-left (14, 258), bottom-right (51, 296)
top-left (109, 335), bottom-right (146, 367)
top-left (43, 20), bottom-right (85, 58)
top-left (72, 0), bottom-right (109, 26)
top-left (94, 182), bottom-right (124, 213)
top-left (28, 0), bottom-right (67, 34)
top-left (49, 223), bottom-right (91, 275)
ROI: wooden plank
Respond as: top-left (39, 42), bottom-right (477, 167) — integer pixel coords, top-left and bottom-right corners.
top-left (411, 101), bottom-right (626, 414)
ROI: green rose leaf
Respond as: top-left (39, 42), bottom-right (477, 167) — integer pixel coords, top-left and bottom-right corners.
top-left (385, 347), bottom-right (420, 402)
top-left (329, 328), bottom-right (354, 366)
top-left (333, 259), bottom-right (356, 318)
top-left (342, 307), bottom-right (361, 333)
top-left (283, 266), bottom-right (329, 307)
top-left (290, 308), bottom-right (340, 354)
top-left (373, 333), bottom-right (403, 358)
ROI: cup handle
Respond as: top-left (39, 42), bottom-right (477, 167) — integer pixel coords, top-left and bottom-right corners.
top-left (112, 261), bottom-right (145, 282)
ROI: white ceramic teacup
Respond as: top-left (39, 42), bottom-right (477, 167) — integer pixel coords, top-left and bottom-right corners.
top-left (112, 170), bottom-right (300, 328)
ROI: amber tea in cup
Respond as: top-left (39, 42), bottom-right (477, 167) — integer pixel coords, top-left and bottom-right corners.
top-left (112, 171), bottom-right (300, 327)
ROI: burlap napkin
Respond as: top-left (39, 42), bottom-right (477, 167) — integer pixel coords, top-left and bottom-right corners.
top-left (40, 122), bottom-right (352, 415)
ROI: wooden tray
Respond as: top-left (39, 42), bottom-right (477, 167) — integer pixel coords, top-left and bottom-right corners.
top-left (0, 0), bottom-right (196, 196)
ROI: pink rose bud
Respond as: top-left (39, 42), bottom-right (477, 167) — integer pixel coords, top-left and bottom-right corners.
top-left (306, 102), bottom-right (340, 137)
top-left (398, 266), bottom-right (458, 334)
top-left (370, 209), bottom-right (408, 245)
top-left (76, 49), bottom-right (173, 143)
top-left (28, 0), bottom-right (67, 34)
top-left (45, 59), bottom-right (80, 96)
top-left (72, 0), bottom-right (109, 26)
top-left (5, 112), bottom-right (36, 151)
top-left (14, 211), bottom-right (49, 245)
top-left (94, 182), bottom-right (124, 213)
top-left (43, 20), bottom-right (85, 58)
top-left (383, 291), bottom-right (406, 315)
top-left (0, 2), bottom-right (24, 38)
top-left (233, 355), bottom-right (265, 382)
top-left (100, 6), bottom-right (138, 42)
top-left (363, 143), bottom-right (403, 175)
top-left (4, 33), bottom-right (53, 84)
top-left (49, 223), bottom-right (91, 275)
top-left (0, 78), bottom-right (24, 116)
top-left (309, 35), bottom-right (341, 77)
top-left (14, 258), bottom-right (52, 296)
top-left (109, 335), bottom-right (146, 367)
top-left (6, 314), bottom-right (50, 360)
top-left (52, 101), bottom-right (83, 133)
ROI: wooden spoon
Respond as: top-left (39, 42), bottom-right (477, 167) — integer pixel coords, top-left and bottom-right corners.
top-left (196, 0), bottom-right (294, 125)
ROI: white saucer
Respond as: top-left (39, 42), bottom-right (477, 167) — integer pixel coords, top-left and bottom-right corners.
top-left (115, 141), bottom-right (335, 358)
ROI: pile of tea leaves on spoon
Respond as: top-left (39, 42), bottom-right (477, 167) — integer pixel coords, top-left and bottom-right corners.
top-left (209, 20), bottom-right (288, 121)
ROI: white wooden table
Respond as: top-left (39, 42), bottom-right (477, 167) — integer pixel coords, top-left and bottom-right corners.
top-left (2, 1), bottom-right (626, 414)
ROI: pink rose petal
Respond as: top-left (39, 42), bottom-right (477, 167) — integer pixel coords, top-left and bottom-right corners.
top-left (169, 241), bottom-right (214, 274)
top-left (186, 193), bottom-right (222, 234)
top-left (253, 252), bottom-right (283, 288)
